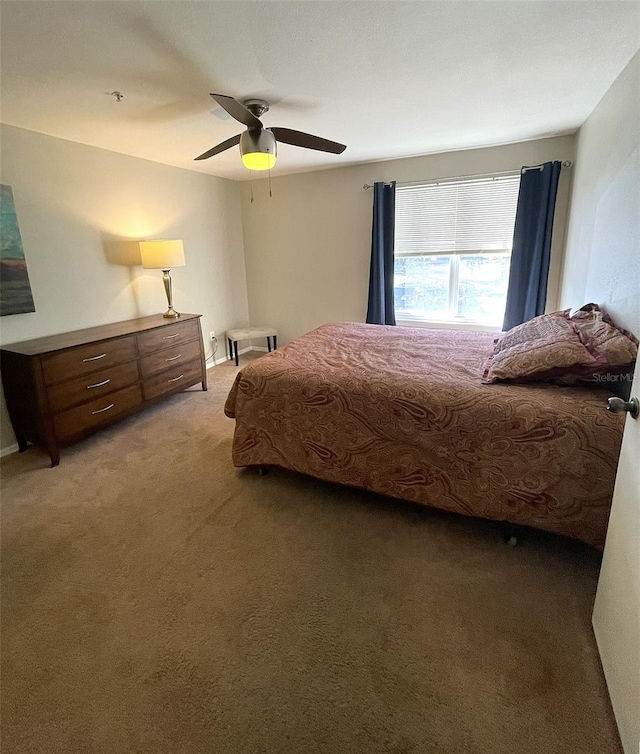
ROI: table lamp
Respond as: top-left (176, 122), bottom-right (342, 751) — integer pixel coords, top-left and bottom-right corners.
top-left (140, 240), bottom-right (186, 318)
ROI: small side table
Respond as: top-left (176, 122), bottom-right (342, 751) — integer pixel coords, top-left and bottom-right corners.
top-left (227, 326), bottom-right (278, 366)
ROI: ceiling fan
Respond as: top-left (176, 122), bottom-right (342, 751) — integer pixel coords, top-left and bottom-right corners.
top-left (194, 93), bottom-right (347, 170)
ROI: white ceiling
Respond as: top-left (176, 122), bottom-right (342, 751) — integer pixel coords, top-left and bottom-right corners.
top-left (1, 1), bottom-right (638, 181)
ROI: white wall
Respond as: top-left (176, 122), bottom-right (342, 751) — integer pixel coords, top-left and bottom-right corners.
top-left (0, 124), bottom-right (249, 453)
top-left (240, 135), bottom-right (575, 346)
top-left (559, 52), bottom-right (640, 333)
top-left (560, 52), bottom-right (639, 754)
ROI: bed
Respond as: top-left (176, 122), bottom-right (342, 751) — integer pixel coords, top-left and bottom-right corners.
top-left (224, 322), bottom-right (626, 549)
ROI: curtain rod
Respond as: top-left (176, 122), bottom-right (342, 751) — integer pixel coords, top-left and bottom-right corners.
top-left (362, 161), bottom-right (572, 190)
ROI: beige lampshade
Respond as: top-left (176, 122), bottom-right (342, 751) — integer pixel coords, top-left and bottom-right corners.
top-left (140, 240), bottom-right (186, 269)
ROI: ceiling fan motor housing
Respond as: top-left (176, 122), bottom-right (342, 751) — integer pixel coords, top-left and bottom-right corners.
top-left (240, 128), bottom-right (277, 158)
top-left (243, 99), bottom-right (270, 118)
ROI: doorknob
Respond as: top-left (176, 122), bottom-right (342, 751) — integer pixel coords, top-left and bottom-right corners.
top-left (607, 396), bottom-right (639, 419)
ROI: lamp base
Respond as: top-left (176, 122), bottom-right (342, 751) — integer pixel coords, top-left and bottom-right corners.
top-left (160, 270), bottom-right (180, 318)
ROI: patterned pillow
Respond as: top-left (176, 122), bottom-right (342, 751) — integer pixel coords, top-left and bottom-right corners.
top-left (492, 311), bottom-right (570, 354)
top-left (482, 312), bottom-right (596, 384)
top-left (569, 303), bottom-right (638, 368)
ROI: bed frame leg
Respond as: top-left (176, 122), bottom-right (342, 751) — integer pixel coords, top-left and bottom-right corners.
top-left (257, 466), bottom-right (270, 476)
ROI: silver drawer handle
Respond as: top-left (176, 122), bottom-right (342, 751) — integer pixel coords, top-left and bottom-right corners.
top-left (91, 403), bottom-right (114, 415)
top-left (163, 333), bottom-right (180, 339)
top-left (82, 353), bottom-right (107, 362)
top-left (87, 378), bottom-right (111, 389)
top-left (165, 354), bottom-right (181, 362)
top-left (168, 374), bottom-right (184, 383)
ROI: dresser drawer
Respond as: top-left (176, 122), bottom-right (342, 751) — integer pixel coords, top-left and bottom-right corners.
top-left (139, 337), bottom-right (201, 379)
top-left (143, 359), bottom-right (203, 402)
top-left (42, 336), bottom-right (137, 385)
top-left (137, 319), bottom-right (200, 356)
top-left (54, 384), bottom-right (143, 440)
top-left (48, 360), bottom-right (140, 413)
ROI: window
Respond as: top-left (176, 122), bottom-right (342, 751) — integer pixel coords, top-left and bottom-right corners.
top-left (394, 174), bottom-right (520, 326)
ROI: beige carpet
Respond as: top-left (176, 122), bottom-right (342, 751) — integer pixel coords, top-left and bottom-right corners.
top-left (1, 355), bottom-right (621, 754)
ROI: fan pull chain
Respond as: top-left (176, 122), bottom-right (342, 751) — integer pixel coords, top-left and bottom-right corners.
top-left (268, 168), bottom-right (273, 198)
top-left (250, 178), bottom-right (254, 204)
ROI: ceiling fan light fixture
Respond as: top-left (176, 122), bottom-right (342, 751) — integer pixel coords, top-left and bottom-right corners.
top-left (240, 129), bottom-right (277, 171)
top-left (242, 152), bottom-right (277, 171)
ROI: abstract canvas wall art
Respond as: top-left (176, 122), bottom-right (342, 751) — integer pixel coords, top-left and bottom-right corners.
top-left (1, 184), bottom-right (35, 316)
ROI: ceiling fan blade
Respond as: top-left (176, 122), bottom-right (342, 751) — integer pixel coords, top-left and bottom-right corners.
top-left (270, 127), bottom-right (346, 154)
top-left (209, 93), bottom-right (263, 129)
top-left (194, 134), bottom-right (242, 161)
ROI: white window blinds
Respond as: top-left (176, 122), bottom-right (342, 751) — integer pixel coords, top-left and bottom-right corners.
top-left (395, 175), bottom-right (521, 256)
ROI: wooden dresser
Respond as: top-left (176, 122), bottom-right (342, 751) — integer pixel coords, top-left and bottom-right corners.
top-left (1, 314), bottom-right (207, 466)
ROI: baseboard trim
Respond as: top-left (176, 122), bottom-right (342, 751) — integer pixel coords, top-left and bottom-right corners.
top-left (207, 345), bottom-right (256, 368)
top-left (208, 354), bottom-right (227, 368)
top-left (1, 443), bottom-right (19, 459)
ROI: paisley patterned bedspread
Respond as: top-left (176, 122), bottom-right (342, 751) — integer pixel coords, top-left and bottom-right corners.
top-left (224, 322), bottom-right (623, 548)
